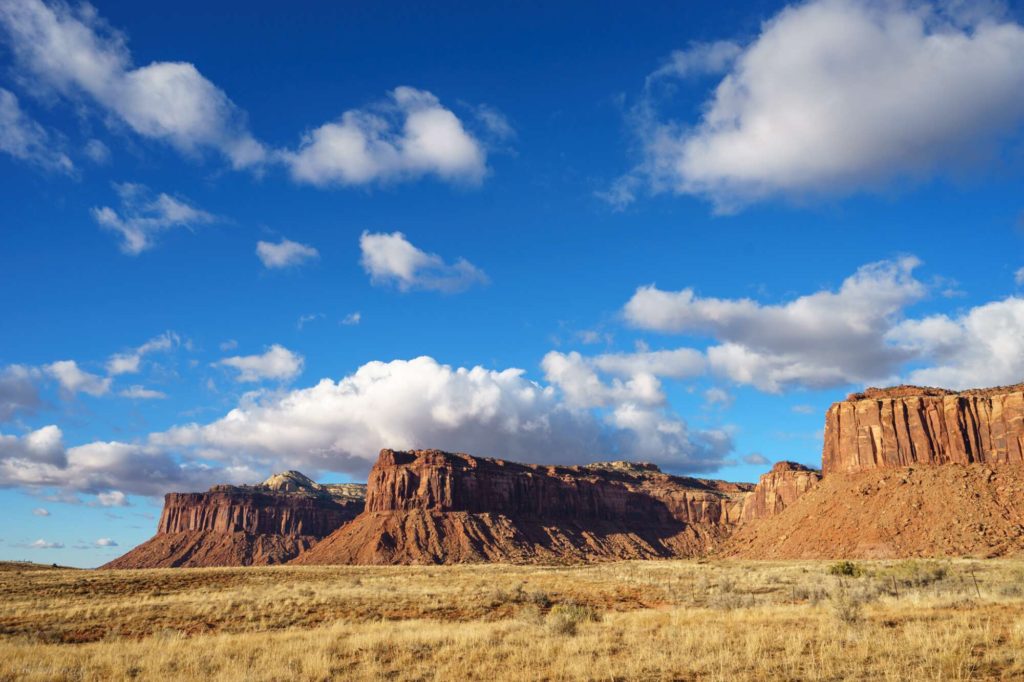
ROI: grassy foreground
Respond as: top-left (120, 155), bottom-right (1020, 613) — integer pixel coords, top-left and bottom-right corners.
top-left (2, 559), bottom-right (1024, 681)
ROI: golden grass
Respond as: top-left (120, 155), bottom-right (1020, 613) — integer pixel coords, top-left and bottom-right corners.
top-left (2, 559), bottom-right (1023, 680)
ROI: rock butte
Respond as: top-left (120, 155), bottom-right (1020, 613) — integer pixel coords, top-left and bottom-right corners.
top-left (823, 383), bottom-right (1024, 475)
top-left (102, 472), bottom-right (365, 569)
top-left (108, 382), bottom-right (1024, 566)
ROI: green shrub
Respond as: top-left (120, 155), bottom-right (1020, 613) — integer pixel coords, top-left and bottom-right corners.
top-left (546, 602), bottom-right (601, 636)
top-left (827, 561), bottom-right (864, 578)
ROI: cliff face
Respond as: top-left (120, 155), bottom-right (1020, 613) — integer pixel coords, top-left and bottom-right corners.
top-left (740, 462), bottom-right (821, 523)
top-left (293, 449), bottom-right (756, 565)
top-left (103, 473), bottom-right (365, 569)
top-left (725, 463), bottom-right (1024, 559)
top-left (158, 491), bottom-right (358, 537)
top-left (822, 384), bottom-right (1024, 475)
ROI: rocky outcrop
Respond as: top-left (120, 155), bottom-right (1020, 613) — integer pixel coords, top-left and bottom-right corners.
top-left (740, 461), bottom-right (821, 523)
top-left (822, 384), bottom-right (1024, 475)
top-left (724, 463), bottom-right (1024, 559)
top-left (292, 449), bottom-right (755, 565)
top-left (102, 472), bottom-right (365, 568)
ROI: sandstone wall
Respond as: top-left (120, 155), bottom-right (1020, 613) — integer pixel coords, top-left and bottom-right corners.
top-left (740, 461), bottom-right (821, 523)
top-left (367, 449), bottom-right (751, 527)
top-left (822, 386), bottom-right (1024, 475)
top-left (158, 491), bottom-right (362, 537)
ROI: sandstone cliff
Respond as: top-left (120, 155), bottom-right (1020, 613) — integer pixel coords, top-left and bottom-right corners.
top-left (292, 449), bottom-right (756, 565)
top-left (823, 384), bottom-right (1024, 475)
top-left (102, 472), bottom-right (365, 568)
top-left (740, 461), bottom-right (821, 523)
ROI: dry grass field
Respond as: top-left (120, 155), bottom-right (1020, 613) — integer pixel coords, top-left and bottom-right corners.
top-left (2, 558), bottom-right (1024, 681)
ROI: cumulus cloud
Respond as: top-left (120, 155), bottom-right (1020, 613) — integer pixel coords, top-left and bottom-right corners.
top-left (592, 348), bottom-right (705, 380)
top-left (616, 0), bottom-right (1024, 210)
top-left (158, 355), bottom-right (731, 476)
top-left (742, 453), bottom-right (770, 466)
top-left (29, 538), bottom-right (62, 549)
top-left (887, 297), bottom-right (1024, 389)
top-left (0, 429), bottom-right (249, 497)
top-left (217, 344), bottom-right (304, 382)
top-left (119, 385), bottom-right (166, 400)
top-left (283, 87), bottom-right (487, 186)
top-left (94, 537), bottom-right (117, 547)
top-left (704, 387), bottom-right (734, 409)
top-left (645, 41), bottom-right (742, 83)
top-left (0, 364), bottom-right (42, 421)
top-left (541, 351), bottom-right (665, 409)
top-left (106, 331), bottom-right (179, 375)
top-left (96, 490), bottom-right (127, 507)
top-left (624, 257), bottom-right (924, 392)
top-left (256, 238), bottom-right (319, 269)
top-left (341, 312), bottom-right (361, 326)
top-left (359, 230), bottom-right (487, 293)
top-left (1, 354), bottom-right (733, 498)
top-left (92, 183), bottom-right (215, 255)
top-left (0, 0), bottom-right (266, 168)
top-left (31, 507), bottom-right (49, 516)
top-left (0, 87), bottom-right (73, 172)
top-left (44, 360), bottom-right (111, 397)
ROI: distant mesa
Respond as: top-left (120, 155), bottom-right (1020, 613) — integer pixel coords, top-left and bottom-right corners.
top-left (102, 472), bottom-right (366, 569)
top-left (105, 382), bottom-right (1024, 567)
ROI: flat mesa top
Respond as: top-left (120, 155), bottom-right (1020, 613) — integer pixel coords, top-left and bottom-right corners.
top-left (847, 383), bottom-right (1024, 401)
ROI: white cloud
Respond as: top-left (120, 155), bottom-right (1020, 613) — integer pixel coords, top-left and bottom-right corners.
top-left (219, 339), bottom-right (238, 352)
top-left (0, 432), bottom-right (245, 497)
top-left (0, 425), bottom-right (66, 467)
top-left (624, 257), bottom-right (923, 392)
top-left (31, 507), bottom-right (49, 516)
top-left (619, 0), bottom-right (1024, 210)
top-left (92, 183), bottom-right (215, 254)
top-left (283, 87), bottom-right (487, 186)
top-left (541, 351), bottom-right (665, 409)
top-left (645, 41), bottom-right (742, 83)
top-left (359, 230), bottom-right (487, 293)
top-left (218, 344), bottom-right (304, 382)
top-left (473, 104), bottom-right (515, 141)
top-left (1015, 267), bottom-right (1024, 286)
top-left (296, 313), bottom-right (324, 330)
top-left (0, 0), bottom-right (265, 168)
top-left (256, 238), bottom-right (319, 269)
top-left (158, 355), bottom-right (731, 476)
top-left (29, 538), bottom-right (62, 549)
top-left (887, 297), bottom-right (1024, 389)
top-left (341, 312), bottom-right (361, 326)
top-left (106, 331), bottom-right (178, 375)
top-left (119, 385), bottom-right (167, 400)
top-left (44, 361), bottom-right (111, 397)
top-left (1, 354), bottom-right (733, 498)
top-left (742, 453), bottom-right (770, 466)
top-left (0, 87), bottom-right (73, 172)
top-left (0, 364), bottom-right (41, 421)
top-left (592, 348), bottom-right (705, 380)
top-left (83, 138), bottom-right (109, 164)
top-left (94, 537), bottom-right (117, 547)
top-left (96, 490), bottom-right (127, 507)
top-left (703, 387), bottom-right (734, 409)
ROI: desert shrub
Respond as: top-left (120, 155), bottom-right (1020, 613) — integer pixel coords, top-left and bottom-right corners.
top-left (830, 592), bottom-right (864, 624)
top-left (791, 585), bottom-right (828, 605)
top-left (888, 560), bottom-right (948, 588)
top-left (828, 561), bottom-right (864, 578)
top-left (528, 590), bottom-right (553, 609)
top-left (546, 602), bottom-right (601, 636)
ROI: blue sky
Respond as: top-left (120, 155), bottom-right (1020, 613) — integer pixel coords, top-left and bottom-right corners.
top-left (2, 0), bottom-right (1024, 567)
